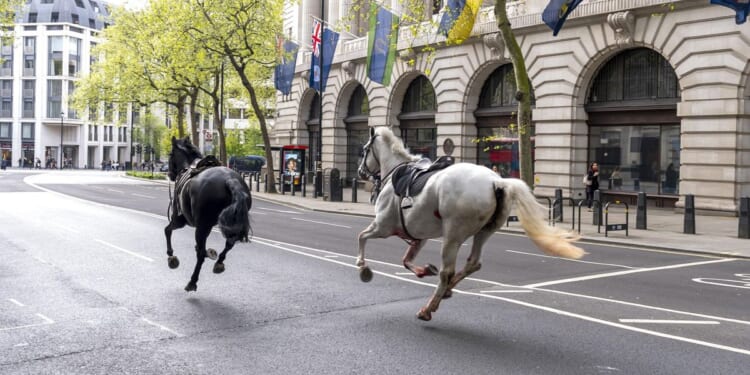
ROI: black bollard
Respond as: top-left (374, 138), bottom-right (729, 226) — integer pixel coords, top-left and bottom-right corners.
top-left (352, 178), bottom-right (358, 203)
top-left (291, 176), bottom-right (296, 196)
top-left (280, 172), bottom-right (285, 195)
top-left (593, 190), bottom-right (602, 226)
top-left (554, 188), bottom-right (563, 222)
top-left (302, 175), bottom-right (307, 197)
top-left (739, 197), bottom-right (749, 239)
top-left (684, 194), bottom-right (695, 234)
top-left (264, 176), bottom-right (268, 193)
top-left (255, 173), bottom-right (260, 192)
top-left (312, 174), bottom-right (318, 199)
top-left (636, 192), bottom-right (647, 230)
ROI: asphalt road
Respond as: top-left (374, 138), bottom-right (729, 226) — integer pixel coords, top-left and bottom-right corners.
top-left (1, 171), bottom-right (748, 374)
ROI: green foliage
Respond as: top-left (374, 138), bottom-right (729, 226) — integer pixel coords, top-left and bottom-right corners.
top-left (126, 170), bottom-right (167, 180)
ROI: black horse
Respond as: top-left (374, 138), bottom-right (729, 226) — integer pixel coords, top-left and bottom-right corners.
top-left (165, 136), bottom-right (252, 291)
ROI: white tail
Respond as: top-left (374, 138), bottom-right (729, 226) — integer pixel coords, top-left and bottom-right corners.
top-left (500, 179), bottom-right (585, 259)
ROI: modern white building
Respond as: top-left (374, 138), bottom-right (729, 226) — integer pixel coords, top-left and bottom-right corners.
top-left (276, 0), bottom-right (750, 214)
top-left (0, 0), bottom-right (147, 170)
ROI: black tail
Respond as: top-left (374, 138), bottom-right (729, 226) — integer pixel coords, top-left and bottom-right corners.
top-left (218, 178), bottom-right (252, 243)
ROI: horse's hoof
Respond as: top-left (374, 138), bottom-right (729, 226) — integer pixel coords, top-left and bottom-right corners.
top-left (184, 282), bottom-right (197, 292)
top-left (416, 309), bottom-right (432, 321)
top-left (359, 266), bottom-right (373, 283)
top-left (207, 248), bottom-right (218, 260)
top-left (443, 289), bottom-right (453, 299)
top-left (213, 263), bottom-right (225, 274)
top-left (425, 264), bottom-right (439, 276)
top-left (168, 256), bottom-right (179, 269)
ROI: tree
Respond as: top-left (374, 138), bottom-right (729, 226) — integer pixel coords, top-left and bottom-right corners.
top-left (495, 0), bottom-right (533, 187)
top-left (1, 0), bottom-right (25, 62)
top-left (184, 0), bottom-right (281, 193)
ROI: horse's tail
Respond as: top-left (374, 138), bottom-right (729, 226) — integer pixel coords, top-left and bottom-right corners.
top-left (497, 178), bottom-right (585, 260)
top-left (219, 178), bottom-right (252, 243)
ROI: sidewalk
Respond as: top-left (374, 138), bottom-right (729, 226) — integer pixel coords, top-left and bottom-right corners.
top-left (249, 181), bottom-right (750, 260)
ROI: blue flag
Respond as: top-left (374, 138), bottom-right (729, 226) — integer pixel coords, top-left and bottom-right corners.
top-left (367, 5), bottom-right (399, 85)
top-left (437, 0), bottom-right (480, 44)
top-left (274, 38), bottom-right (299, 96)
top-left (309, 20), bottom-right (339, 92)
top-left (711, 0), bottom-right (750, 24)
top-left (542, 0), bottom-right (584, 36)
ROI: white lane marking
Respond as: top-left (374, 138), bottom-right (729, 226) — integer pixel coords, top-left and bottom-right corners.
top-left (292, 217), bottom-right (351, 228)
top-left (106, 188), bottom-right (124, 194)
top-left (94, 239), bottom-right (154, 262)
top-left (8, 298), bottom-right (25, 307)
top-left (31, 255), bottom-right (50, 265)
top-left (395, 272), bottom-right (413, 275)
top-left (35, 313), bottom-right (54, 324)
top-left (523, 259), bottom-right (735, 288)
top-left (13, 343), bottom-right (29, 347)
top-left (480, 290), bottom-right (533, 294)
top-left (250, 238), bottom-right (750, 357)
top-left (131, 193), bottom-right (155, 199)
top-left (258, 207), bottom-right (300, 214)
top-left (693, 274), bottom-right (750, 289)
top-left (324, 255), bottom-right (339, 258)
top-left (506, 250), bottom-right (638, 269)
top-left (140, 317), bottom-right (184, 338)
top-left (52, 223), bottom-right (80, 234)
top-left (619, 319), bottom-right (720, 325)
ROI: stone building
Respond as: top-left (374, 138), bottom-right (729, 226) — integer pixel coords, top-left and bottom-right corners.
top-left (275, 0), bottom-right (750, 213)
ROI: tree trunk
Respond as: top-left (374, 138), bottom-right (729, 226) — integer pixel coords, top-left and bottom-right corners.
top-left (495, 0), bottom-right (533, 187)
top-left (188, 88), bottom-right (200, 147)
top-left (213, 94), bottom-right (226, 164)
top-left (175, 94), bottom-right (187, 139)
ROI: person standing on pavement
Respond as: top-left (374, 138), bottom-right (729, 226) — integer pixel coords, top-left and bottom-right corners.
top-left (585, 162), bottom-right (599, 211)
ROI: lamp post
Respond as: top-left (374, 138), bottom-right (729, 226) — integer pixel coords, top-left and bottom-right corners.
top-left (129, 104), bottom-right (134, 171)
top-left (59, 112), bottom-right (64, 169)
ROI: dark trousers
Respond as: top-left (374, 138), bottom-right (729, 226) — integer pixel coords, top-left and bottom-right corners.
top-left (586, 187), bottom-right (595, 208)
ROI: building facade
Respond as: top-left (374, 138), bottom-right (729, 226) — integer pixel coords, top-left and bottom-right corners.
top-left (275, 0), bottom-right (750, 213)
top-left (0, 0), bottom-right (149, 170)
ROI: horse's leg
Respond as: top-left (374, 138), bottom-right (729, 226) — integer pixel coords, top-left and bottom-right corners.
top-left (164, 215), bottom-right (187, 269)
top-left (213, 239), bottom-right (235, 274)
top-left (443, 229), bottom-right (493, 299)
top-left (417, 239), bottom-right (461, 322)
top-left (357, 220), bottom-right (390, 282)
top-left (185, 225), bottom-right (211, 292)
top-left (402, 240), bottom-right (438, 278)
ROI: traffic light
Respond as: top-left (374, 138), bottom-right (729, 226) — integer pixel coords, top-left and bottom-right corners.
top-left (136, 144), bottom-right (142, 154)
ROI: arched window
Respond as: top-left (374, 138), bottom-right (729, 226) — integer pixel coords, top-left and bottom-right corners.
top-left (399, 76), bottom-right (436, 159)
top-left (586, 48), bottom-right (681, 196)
top-left (345, 86), bottom-right (369, 183)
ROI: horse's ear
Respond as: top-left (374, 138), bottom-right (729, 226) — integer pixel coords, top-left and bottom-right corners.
top-left (171, 136), bottom-right (177, 144)
top-left (369, 127), bottom-right (375, 137)
top-left (184, 136), bottom-right (191, 144)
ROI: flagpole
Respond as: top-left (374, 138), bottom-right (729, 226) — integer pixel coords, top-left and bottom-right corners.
top-left (315, 1), bottom-right (325, 198)
top-left (309, 15), bottom-right (359, 40)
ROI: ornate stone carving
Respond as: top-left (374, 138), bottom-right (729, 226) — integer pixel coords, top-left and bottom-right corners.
top-left (483, 33), bottom-right (505, 56)
top-left (342, 61), bottom-right (356, 78)
top-left (607, 11), bottom-right (635, 47)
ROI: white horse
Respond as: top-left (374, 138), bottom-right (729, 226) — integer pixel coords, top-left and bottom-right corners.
top-left (357, 127), bottom-right (585, 321)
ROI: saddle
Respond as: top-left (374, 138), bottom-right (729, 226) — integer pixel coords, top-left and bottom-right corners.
top-left (392, 156), bottom-right (455, 208)
top-left (172, 155), bottom-right (223, 220)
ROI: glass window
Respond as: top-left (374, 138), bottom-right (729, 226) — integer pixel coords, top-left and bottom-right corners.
top-left (0, 122), bottom-right (10, 138)
top-left (50, 12), bottom-right (59, 22)
top-left (48, 36), bottom-right (63, 76)
top-left (69, 38), bottom-right (81, 76)
top-left (402, 76), bottom-right (436, 113)
top-left (72, 14), bottom-right (79, 25)
top-left (28, 13), bottom-right (37, 22)
top-left (47, 80), bottom-right (62, 118)
top-left (22, 123), bottom-right (34, 140)
top-left (41, 0), bottom-right (54, 3)
top-left (74, 0), bottom-right (85, 8)
top-left (347, 86), bottom-right (369, 116)
top-left (588, 125), bottom-right (680, 195)
top-left (589, 48), bottom-right (680, 103)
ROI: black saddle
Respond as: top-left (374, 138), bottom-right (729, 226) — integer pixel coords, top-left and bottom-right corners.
top-left (392, 156), bottom-right (455, 201)
top-left (189, 155), bottom-right (222, 177)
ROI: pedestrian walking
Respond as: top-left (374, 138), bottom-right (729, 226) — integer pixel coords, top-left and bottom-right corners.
top-left (584, 162), bottom-right (599, 211)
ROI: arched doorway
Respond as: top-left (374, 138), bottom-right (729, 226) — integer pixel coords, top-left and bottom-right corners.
top-left (586, 48), bottom-right (680, 198)
top-left (305, 93), bottom-right (320, 175)
top-left (399, 76), bottom-right (436, 159)
top-left (474, 64), bottom-right (533, 178)
top-left (344, 85), bottom-right (369, 184)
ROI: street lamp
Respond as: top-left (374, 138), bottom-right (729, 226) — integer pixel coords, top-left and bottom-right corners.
top-left (59, 112), bottom-right (64, 169)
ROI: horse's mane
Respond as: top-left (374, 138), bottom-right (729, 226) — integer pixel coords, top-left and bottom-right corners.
top-left (176, 138), bottom-right (203, 160)
top-left (376, 127), bottom-right (421, 161)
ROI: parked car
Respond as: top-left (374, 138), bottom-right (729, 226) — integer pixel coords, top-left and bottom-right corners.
top-left (228, 155), bottom-right (265, 175)
top-left (159, 163), bottom-right (169, 172)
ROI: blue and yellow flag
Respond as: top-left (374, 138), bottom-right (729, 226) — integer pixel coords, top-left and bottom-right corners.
top-left (437, 0), bottom-right (481, 44)
top-left (711, 0), bottom-right (750, 24)
top-left (542, 0), bottom-right (584, 36)
top-left (367, 4), bottom-right (399, 85)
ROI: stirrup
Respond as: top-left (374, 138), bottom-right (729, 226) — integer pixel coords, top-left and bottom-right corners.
top-left (401, 196), bottom-right (414, 209)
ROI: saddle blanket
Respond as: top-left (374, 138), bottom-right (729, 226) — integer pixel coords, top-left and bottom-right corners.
top-left (392, 156), bottom-right (454, 198)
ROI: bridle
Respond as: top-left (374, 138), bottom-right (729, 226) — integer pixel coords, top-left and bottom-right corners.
top-left (359, 134), bottom-right (380, 178)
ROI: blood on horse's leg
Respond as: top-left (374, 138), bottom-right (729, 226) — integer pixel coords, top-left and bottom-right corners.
top-left (444, 230), bottom-right (490, 298)
top-left (417, 240), bottom-right (460, 321)
top-left (402, 240), bottom-right (437, 278)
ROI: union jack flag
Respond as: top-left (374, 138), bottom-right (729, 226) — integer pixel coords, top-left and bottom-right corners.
top-left (311, 19), bottom-right (322, 57)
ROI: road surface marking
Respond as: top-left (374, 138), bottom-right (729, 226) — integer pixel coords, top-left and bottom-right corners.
top-left (53, 223), bottom-right (80, 234)
top-left (523, 258), bottom-right (735, 288)
top-left (106, 188), bottom-right (124, 194)
top-left (35, 314), bottom-right (54, 324)
top-left (693, 274), bottom-right (750, 289)
top-left (13, 343), bottom-right (29, 347)
top-left (292, 217), bottom-right (351, 228)
top-left (141, 317), bottom-right (184, 338)
top-left (324, 255), bottom-right (339, 258)
top-left (8, 298), bottom-right (25, 307)
top-left (31, 255), bottom-right (50, 265)
top-left (94, 239), bottom-right (154, 262)
top-left (480, 290), bottom-right (533, 294)
top-left (506, 250), bottom-right (638, 269)
top-left (395, 272), bottom-right (413, 276)
top-left (619, 319), bottom-right (719, 325)
top-left (258, 207), bottom-right (300, 214)
top-left (131, 193), bottom-right (155, 199)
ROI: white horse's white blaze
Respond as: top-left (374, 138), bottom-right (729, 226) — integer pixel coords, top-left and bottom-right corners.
top-left (356, 127), bottom-right (585, 321)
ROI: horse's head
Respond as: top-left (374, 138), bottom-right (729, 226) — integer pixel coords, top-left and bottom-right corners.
top-left (358, 127), bottom-right (381, 179)
top-left (168, 136), bottom-right (202, 181)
